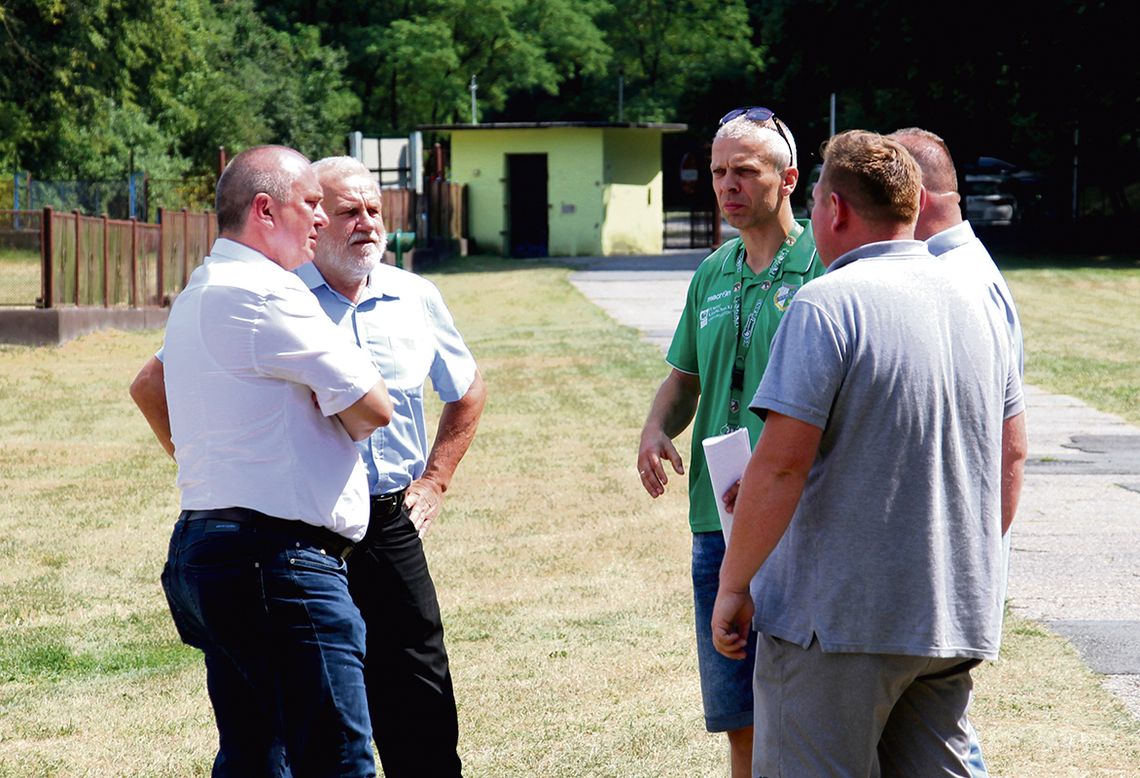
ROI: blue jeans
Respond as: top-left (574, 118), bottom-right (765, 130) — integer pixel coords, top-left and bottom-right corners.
top-left (692, 530), bottom-right (757, 732)
top-left (162, 511), bottom-right (374, 777)
top-left (966, 718), bottom-right (989, 777)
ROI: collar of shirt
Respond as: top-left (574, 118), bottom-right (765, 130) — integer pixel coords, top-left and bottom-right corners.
top-left (826, 239), bottom-right (931, 273)
top-left (208, 236), bottom-right (284, 267)
top-left (716, 221), bottom-right (816, 279)
top-left (925, 220), bottom-right (977, 258)
top-left (295, 261), bottom-right (402, 308)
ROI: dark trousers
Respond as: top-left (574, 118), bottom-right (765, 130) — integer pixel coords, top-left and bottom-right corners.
top-left (348, 495), bottom-right (462, 778)
top-left (162, 509), bottom-right (375, 778)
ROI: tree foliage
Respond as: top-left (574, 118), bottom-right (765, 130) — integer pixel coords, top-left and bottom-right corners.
top-left (0, 0), bottom-right (357, 189)
top-left (750, 0), bottom-right (1135, 210)
top-left (0, 0), bottom-right (1131, 217)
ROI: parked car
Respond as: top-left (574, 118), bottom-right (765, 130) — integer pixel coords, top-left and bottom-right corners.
top-left (964, 174), bottom-right (1017, 226)
top-left (801, 163), bottom-right (823, 216)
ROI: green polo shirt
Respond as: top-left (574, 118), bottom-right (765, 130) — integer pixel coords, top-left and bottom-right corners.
top-left (666, 220), bottom-right (824, 533)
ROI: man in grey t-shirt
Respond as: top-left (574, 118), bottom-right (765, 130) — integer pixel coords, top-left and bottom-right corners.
top-left (711, 130), bottom-right (1029, 777)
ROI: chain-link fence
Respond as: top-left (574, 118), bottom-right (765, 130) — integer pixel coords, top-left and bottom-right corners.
top-left (25, 180), bottom-right (133, 219)
top-left (8, 174), bottom-right (216, 222)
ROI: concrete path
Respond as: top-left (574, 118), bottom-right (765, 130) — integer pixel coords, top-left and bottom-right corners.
top-left (566, 251), bottom-right (1140, 719)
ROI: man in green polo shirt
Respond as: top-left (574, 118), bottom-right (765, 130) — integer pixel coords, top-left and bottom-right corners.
top-left (637, 108), bottom-right (823, 777)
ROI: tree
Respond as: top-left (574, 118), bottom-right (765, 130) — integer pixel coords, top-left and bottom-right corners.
top-left (0, 0), bottom-right (359, 200)
top-left (256, 0), bottom-right (612, 134)
top-left (750, 0), bottom-right (1136, 217)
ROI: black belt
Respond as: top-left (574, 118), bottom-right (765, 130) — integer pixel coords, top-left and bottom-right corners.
top-left (182, 507), bottom-right (355, 560)
top-left (370, 488), bottom-right (407, 517)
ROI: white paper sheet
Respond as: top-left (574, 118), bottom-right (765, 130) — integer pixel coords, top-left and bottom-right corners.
top-left (701, 427), bottom-right (752, 542)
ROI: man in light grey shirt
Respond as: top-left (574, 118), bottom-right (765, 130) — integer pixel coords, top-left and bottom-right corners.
top-left (712, 130), bottom-right (1028, 777)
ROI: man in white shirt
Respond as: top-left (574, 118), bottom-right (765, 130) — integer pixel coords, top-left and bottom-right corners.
top-left (132, 145), bottom-right (391, 777)
top-left (889, 126), bottom-right (1026, 778)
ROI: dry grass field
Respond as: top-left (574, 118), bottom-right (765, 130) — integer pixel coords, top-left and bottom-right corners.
top-left (0, 254), bottom-right (1137, 776)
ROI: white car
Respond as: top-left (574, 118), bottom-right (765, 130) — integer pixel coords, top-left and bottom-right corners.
top-left (964, 174), bottom-right (1017, 226)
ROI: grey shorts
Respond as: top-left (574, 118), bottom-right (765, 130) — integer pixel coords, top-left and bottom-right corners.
top-left (752, 633), bottom-right (979, 778)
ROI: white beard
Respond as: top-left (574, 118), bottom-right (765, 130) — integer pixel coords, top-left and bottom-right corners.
top-left (317, 231), bottom-right (387, 283)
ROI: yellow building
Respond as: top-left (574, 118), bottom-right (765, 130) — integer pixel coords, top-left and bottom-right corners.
top-left (422, 122), bottom-right (686, 257)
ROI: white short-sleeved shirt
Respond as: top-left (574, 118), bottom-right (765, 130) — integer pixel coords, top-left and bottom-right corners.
top-left (163, 238), bottom-right (382, 541)
top-left (296, 262), bottom-right (477, 495)
top-left (927, 220), bottom-right (1024, 376)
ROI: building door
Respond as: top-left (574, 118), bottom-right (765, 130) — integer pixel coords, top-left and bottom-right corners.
top-left (505, 154), bottom-right (548, 257)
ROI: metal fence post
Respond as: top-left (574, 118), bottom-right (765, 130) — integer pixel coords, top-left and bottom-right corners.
top-left (73, 209), bottom-right (81, 306)
top-left (182, 208), bottom-right (190, 288)
top-left (157, 208), bottom-right (165, 305)
top-left (102, 214), bottom-right (109, 307)
top-left (40, 206), bottom-right (53, 308)
top-left (130, 218), bottom-right (138, 307)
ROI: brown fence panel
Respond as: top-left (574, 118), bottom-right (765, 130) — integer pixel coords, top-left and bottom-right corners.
top-left (158, 208), bottom-right (216, 302)
top-left (425, 181), bottom-right (466, 242)
top-left (184, 211), bottom-right (214, 282)
top-left (135, 222), bottom-right (162, 306)
top-left (50, 210), bottom-right (77, 306)
top-left (39, 207), bottom-right (214, 308)
top-left (381, 189), bottom-right (416, 234)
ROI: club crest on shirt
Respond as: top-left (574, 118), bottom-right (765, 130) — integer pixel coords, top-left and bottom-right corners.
top-left (773, 283), bottom-right (799, 312)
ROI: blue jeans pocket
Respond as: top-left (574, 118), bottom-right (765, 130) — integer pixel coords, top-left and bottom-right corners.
top-left (284, 546), bottom-right (347, 575)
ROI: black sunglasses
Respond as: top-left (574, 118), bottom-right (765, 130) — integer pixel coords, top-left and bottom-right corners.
top-left (718, 106), bottom-right (794, 165)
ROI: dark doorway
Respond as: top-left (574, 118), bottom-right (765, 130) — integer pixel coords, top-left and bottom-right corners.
top-left (505, 154), bottom-right (549, 257)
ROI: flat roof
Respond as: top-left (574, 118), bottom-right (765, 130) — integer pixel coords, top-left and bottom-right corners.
top-left (419, 121), bottom-right (687, 132)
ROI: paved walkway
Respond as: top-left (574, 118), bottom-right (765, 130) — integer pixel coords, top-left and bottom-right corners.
top-left (566, 250), bottom-right (1140, 719)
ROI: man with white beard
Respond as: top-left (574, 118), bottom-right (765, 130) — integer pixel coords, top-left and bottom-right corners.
top-left (131, 156), bottom-right (485, 775)
top-left (298, 156), bottom-right (486, 778)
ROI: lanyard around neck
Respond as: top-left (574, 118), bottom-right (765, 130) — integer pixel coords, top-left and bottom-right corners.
top-left (723, 223), bottom-right (805, 433)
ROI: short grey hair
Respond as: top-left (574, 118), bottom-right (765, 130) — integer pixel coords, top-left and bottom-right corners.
top-left (311, 155), bottom-right (378, 186)
top-left (714, 116), bottom-right (798, 171)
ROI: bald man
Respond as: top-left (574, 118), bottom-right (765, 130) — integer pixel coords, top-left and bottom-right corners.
top-left (888, 128), bottom-right (1023, 374)
top-left (134, 145), bottom-right (391, 776)
top-left (888, 127), bottom-right (1026, 778)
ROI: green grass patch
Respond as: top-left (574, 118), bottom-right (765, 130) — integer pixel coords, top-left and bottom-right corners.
top-left (997, 252), bottom-right (1140, 423)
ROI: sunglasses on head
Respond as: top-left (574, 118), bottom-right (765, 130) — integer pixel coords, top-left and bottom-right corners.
top-left (719, 106), bottom-right (794, 165)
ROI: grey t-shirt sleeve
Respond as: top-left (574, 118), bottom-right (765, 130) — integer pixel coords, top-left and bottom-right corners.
top-left (750, 297), bottom-right (845, 430)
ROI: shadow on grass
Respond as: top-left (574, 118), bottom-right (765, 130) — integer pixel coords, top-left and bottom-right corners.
top-left (994, 250), bottom-right (1140, 271)
top-left (424, 246), bottom-right (1139, 277)
top-left (977, 222), bottom-right (1139, 270)
top-left (422, 251), bottom-right (710, 276)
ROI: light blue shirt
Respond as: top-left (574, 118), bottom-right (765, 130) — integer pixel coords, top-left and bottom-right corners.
top-left (295, 262), bottom-right (478, 496)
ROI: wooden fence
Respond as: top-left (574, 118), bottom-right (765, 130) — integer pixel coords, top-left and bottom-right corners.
top-left (426, 181), bottom-right (465, 243)
top-left (7, 182), bottom-right (466, 308)
top-left (40, 207), bottom-right (216, 308)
